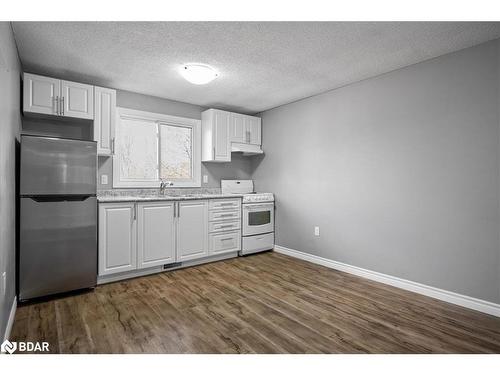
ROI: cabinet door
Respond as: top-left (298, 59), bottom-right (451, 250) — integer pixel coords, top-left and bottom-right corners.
top-left (137, 202), bottom-right (176, 269)
top-left (229, 113), bottom-right (246, 143)
top-left (246, 116), bottom-right (262, 145)
top-left (61, 80), bottom-right (94, 119)
top-left (23, 73), bottom-right (60, 115)
top-left (177, 200), bottom-right (208, 261)
top-left (214, 110), bottom-right (231, 162)
top-left (98, 203), bottom-right (137, 276)
top-left (94, 87), bottom-right (116, 155)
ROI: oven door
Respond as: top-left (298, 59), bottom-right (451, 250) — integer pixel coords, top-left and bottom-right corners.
top-left (243, 202), bottom-right (274, 236)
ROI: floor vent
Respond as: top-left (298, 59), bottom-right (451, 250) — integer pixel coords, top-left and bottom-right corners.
top-left (163, 262), bottom-right (182, 270)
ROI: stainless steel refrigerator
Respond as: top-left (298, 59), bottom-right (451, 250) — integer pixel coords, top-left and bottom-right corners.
top-left (19, 135), bottom-right (97, 301)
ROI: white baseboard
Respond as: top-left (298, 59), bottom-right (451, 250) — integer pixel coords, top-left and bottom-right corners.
top-left (274, 245), bottom-right (500, 317)
top-left (3, 297), bottom-right (17, 342)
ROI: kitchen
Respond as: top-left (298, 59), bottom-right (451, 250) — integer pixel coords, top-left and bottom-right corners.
top-left (1, 11), bottom-right (500, 368)
top-left (19, 76), bottom-right (274, 291)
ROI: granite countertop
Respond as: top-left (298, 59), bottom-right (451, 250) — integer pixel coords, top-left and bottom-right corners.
top-left (97, 188), bottom-right (243, 203)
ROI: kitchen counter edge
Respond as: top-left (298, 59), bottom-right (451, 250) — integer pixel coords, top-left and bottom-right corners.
top-left (97, 194), bottom-right (244, 203)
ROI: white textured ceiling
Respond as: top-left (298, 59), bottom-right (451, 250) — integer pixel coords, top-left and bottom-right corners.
top-left (11, 22), bottom-right (500, 113)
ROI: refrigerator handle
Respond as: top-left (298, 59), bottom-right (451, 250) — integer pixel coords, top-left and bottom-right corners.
top-left (27, 195), bottom-right (94, 202)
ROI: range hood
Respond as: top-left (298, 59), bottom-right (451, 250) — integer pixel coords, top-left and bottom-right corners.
top-left (231, 142), bottom-right (264, 156)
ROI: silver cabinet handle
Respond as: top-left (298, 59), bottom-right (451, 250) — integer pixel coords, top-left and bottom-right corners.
top-left (177, 202), bottom-right (180, 218)
top-left (131, 204), bottom-right (136, 223)
top-left (218, 224), bottom-right (233, 229)
top-left (173, 202), bottom-right (176, 218)
top-left (61, 97), bottom-right (64, 116)
top-left (220, 237), bottom-right (233, 241)
top-left (219, 203), bottom-right (233, 206)
top-left (134, 204), bottom-right (137, 220)
top-left (111, 138), bottom-right (115, 155)
top-left (55, 96), bottom-right (59, 115)
top-left (212, 147), bottom-right (215, 160)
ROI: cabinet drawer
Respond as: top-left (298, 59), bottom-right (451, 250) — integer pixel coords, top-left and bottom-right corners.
top-left (209, 230), bottom-right (241, 255)
top-left (209, 198), bottom-right (240, 211)
top-left (242, 232), bottom-right (274, 255)
top-left (209, 220), bottom-right (240, 233)
top-left (209, 210), bottom-right (240, 222)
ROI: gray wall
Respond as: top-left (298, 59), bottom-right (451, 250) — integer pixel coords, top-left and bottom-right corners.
top-left (253, 40), bottom-right (500, 304)
top-left (0, 22), bottom-right (21, 340)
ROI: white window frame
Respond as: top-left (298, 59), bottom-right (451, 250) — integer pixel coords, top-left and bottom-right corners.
top-left (113, 107), bottom-right (201, 188)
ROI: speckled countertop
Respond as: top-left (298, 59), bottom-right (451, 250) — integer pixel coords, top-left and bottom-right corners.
top-left (97, 188), bottom-right (243, 203)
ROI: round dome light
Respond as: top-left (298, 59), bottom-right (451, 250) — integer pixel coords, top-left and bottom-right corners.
top-left (180, 63), bottom-right (219, 85)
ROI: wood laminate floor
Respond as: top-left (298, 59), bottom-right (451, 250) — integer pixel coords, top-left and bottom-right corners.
top-left (10, 252), bottom-right (500, 353)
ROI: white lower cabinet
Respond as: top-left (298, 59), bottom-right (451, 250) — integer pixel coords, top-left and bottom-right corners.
top-left (177, 200), bottom-right (209, 261)
top-left (98, 199), bottom-right (239, 280)
top-left (137, 202), bottom-right (176, 269)
top-left (209, 230), bottom-right (241, 255)
top-left (208, 198), bottom-right (242, 256)
top-left (98, 203), bottom-right (137, 276)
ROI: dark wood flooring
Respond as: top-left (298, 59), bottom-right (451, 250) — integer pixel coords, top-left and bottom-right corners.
top-left (10, 252), bottom-right (500, 353)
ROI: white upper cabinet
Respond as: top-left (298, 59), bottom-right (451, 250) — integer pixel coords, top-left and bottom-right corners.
top-left (229, 112), bottom-right (261, 145)
top-left (23, 73), bottom-right (94, 120)
top-left (177, 200), bottom-right (209, 262)
top-left (61, 80), bottom-right (94, 119)
top-left (94, 87), bottom-right (116, 156)
top-left (229, 113), bottom-right (246, 143)
top-left (23, 73), bottom-right (60, 116)
top-left (203, 109), bottom-right (262, 162)
top-left (246, 116), bottom-right (262, 145)
top-left (202, 109), bottom-right (231, 162)
top-left (137, 202), bottom-right (176, 269)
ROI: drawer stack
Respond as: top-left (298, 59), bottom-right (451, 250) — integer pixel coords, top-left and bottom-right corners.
top-left (208, 198), bottom-right (241, 255)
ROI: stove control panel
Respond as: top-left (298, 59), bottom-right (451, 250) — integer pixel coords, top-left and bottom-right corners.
top-left (243, 193), bottom-right (275, 203)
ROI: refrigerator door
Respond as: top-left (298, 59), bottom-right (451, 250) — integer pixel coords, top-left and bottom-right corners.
top-left (19, 196), bottom-right (97, 300)
top-left (20, 135), bottom-right (97, 196)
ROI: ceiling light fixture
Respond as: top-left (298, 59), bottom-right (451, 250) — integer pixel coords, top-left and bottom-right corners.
top-left (180, 63), bottom-right (219, 85)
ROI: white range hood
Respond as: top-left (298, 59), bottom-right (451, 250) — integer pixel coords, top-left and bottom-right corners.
top-left (231, 142), bottom-right (264, 156)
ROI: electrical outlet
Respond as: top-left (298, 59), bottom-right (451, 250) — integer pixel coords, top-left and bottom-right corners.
top-left (314, 226), bottom-right (320, 237)
top-left (203, 175), bottom-right (208, 184)
top-left (2, 272), bottom-right (6, 297)
top-left (101, 174), bottom-right (108, 185)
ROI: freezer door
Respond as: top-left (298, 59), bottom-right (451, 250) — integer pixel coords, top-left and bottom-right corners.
top-left (21, 135), bottom-right (97, 196)
top-left (19, 196), bottom-right (97, 300)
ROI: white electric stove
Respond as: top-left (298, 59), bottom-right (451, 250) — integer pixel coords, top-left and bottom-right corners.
top-left (221, 180), bottom-right (275, 255)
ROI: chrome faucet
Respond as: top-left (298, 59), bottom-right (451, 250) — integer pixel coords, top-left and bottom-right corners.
top-left (159, 179), bottom-right (173, 194)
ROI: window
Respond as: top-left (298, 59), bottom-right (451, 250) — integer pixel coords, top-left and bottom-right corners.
top-left (159, 123), bottom-right (192, 180)
top-left (113, 108), bottom-right (201, 188)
